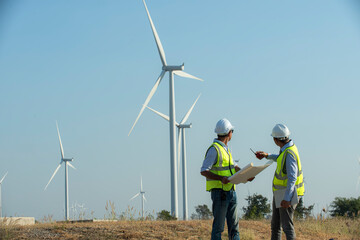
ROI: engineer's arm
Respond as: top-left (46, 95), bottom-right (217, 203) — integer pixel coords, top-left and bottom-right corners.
top-left (200, 147), bottom-right (230, 184)
top-left (255, 151), bottom-right (278, 162)
top-left (201, 171), bottom-right (230, 184)
top-left (281, 153), bottom-right (298, 208)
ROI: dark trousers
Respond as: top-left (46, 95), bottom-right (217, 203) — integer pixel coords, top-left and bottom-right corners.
top-left (271, 197), bottom-right (297, 240)
top-left (211, 189), bottom-right (240, 240)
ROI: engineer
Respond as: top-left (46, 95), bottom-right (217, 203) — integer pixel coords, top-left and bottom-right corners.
top-left (201, 118), bottom-right (253, 240)
top-left (255, 124), bottom-right (304, 240)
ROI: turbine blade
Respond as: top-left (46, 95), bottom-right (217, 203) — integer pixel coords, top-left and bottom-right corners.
top-left (140, 176), bottom-right (143, 192)
top-left (145, 105), bottom-right (169, 122)
top-left (177, 128), bottom-right (181, 177)
top-left (128, 70), bottom-right (166, 136)
top-left (67, 162), bottom-right (76, 170)
top-left (143, 195), bottom-right (147, 202)
top-left (0, 172), bottom-right (8, 184)
top-left (130, 192), bottom-right (140, 201)
top-left (174, 71), bottom-right (203, 81)
top-left (145, 105), bottom-right (179, 126)
top-left (56, 121), bottom-right (64, 159)
top-left (44, 163), bottom-right (62, 190)
top-left (142, 0), bottom-right (167, 66)
top-left (180, 94), bottom-right (201, 124)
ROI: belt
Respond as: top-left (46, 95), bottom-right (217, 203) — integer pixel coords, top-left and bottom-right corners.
top-left (210, 188), bottom-right (234, 192)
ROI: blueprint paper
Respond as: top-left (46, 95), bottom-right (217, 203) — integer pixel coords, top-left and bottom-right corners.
top-left (229, 161), bottom-right (273, 184)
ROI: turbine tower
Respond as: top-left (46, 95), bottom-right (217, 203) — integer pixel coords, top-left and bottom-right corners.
top-left (44, 121), bottom-right (76, 221)
top-left (0, 172), bottom-right (8, 218)
top-left (130, 177), bottom-right (147, 219)
top-left (128, 0), bottom-right (203, 218)
top-left (146, 94), bottom-right (201, 220)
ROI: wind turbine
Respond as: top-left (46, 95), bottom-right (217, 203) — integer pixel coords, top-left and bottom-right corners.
top-left (130, 177), bottom-right (147, 220)
top-left (146, 94), bottom-right (201, 220)
top-left (128, 0), bottom-right (203, 218)
top-left (44, 122), bottom-right (76, 221)
top-left (0, 172), bottom-right (8, 218)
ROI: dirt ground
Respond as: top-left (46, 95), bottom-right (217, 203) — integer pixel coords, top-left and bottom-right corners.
top-left (2, 219), bottom-right (359, 240)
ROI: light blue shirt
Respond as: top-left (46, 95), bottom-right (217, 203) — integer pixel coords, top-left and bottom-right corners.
top-left (267, 140), bottom-right (298, 202)
top-left (200, 139), bottom-right (238, 172)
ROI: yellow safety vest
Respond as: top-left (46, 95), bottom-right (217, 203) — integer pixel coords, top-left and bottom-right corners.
top-left (206, 142), bottom-right (236, 191)
top-left (272, 144), bottom-right (305, 196)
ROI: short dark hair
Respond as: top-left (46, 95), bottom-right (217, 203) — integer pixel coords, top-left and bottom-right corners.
top-left (275, 137), bottom-right (290, 144)
top-left (217, 135), bottom-right (226, 140)
top-left (217, 130), bottom-right (232, 139)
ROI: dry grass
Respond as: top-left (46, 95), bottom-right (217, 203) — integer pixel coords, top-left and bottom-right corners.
top-left (0, 217), bottom-right (21, 240)
top-left (3, 218), bottom-right (359, 240)
top-left (296, 217), bottom-right (360, 239)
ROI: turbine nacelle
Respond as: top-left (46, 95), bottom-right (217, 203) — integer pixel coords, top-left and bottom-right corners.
top-left (63, 158), bottom-right (74, 162)
top-left (163, 64), bottom-right (184, 71)
top-left (179, 123), bottom-right (192, 129)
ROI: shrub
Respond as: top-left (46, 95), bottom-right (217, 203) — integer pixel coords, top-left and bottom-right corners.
top-left (330, 197), bottom-right (360, 218)
top-left (191, 204), bottom-right (212, 220)
top-left (242, 193), bottom-right (271, 219)
top-left (294, 198), bottom-right (314, 219)
top-left (157, 210), bottom-right (177, 221)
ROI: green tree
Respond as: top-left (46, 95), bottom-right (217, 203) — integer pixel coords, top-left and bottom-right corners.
top-left (191, 204), bottom-right (212, 220)
top-left (242, 193), bottom-right (271, 219)
top-left (156, 210), bottom-right (177, 221)
top-left (330, 197), bottom-right (360, 218)
top-left (294, 198), bottom-right (314, 219)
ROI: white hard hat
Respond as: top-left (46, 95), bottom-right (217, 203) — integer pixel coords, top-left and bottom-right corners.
top-left (271, 124), bottom-right (290, 140)
top-left (215, 118), bottom-right (234, 136)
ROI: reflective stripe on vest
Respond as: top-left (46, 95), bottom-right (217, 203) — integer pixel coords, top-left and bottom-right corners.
top-left (273, 182), bottom-right (304, 190)
top-left (205, 142), bottom-right (235, 191)
top-left (272, 144), bottom-right (305, 196)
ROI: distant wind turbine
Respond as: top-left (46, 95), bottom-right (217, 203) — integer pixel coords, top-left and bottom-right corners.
top-left (71, 202), bottom-right (86, 220)
top-left (146, 94), bottom-right (201, 220)
top-left (128, 0), bottom-right (203, 218)
top-left (0, 172), bottom-right (8, 218)
top-left (44, 122), bottom-right (76, 221)
top-left (130, 177), bottom-right (147, 219)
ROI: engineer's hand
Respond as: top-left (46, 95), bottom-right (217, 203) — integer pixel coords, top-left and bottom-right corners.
top-left (255, 151), bottom-right (268, 160)
top-left (280, 200), bottom-right (290, 208)
top-left (247, 177), bottom-right (255, 182)
top-left (221, 176), bottom-right (230, 184)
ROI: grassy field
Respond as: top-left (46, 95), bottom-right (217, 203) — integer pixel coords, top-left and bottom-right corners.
top-left (1, 218), bottom-right (359, 240)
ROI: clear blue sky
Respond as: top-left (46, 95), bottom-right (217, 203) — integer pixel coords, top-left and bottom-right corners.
top-left (1, 0), bottom-right (360, 220)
